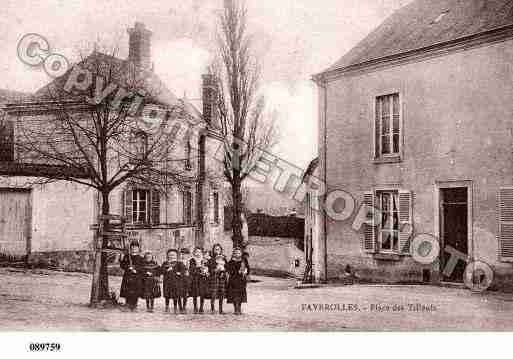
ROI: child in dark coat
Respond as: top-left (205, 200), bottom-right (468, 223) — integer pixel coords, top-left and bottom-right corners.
top-left (189, 247), bottom-right (210, 313)
top-left (160, 249), bottom-right (187, 314)
top-left (140, 252), bottom-right (161, 312)
top-left (120, 242), bottom-right (144, 311)
top-left (180, 247), bottom-right (191, 313)
top-left (208, 243), bottom-right (227, 314)
top-left (226, 247), bottom-right (250, 315)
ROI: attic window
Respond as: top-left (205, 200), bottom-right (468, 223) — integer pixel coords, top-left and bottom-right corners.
top-left (432, 10), bottom-right (449, 24)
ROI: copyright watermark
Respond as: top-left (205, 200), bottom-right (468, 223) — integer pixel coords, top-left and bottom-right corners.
top-left (17, 33), bottom-right (70, 78)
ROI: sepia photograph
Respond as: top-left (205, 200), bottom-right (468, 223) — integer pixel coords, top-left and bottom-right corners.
top-left (1, 0), bottom-right (513, 351)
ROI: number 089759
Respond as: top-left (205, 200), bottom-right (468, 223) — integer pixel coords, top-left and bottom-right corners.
top-left (29, 343), bottom-right (61, 352)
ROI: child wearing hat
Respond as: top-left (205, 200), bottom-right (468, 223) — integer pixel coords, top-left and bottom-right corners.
top-left (140, 251), bottom-right (161, 312)
top-left (120, 241), bottom-right (144, 311)
top-left (226, 247), bottom-right (250, 315)
top-left (160, 249), bottom-right (187, 314)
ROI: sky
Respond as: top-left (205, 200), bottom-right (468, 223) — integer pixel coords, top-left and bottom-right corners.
top-left (0, 0), bottom-right (411, 169)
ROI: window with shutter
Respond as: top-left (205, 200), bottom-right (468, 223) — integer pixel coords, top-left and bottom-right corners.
top-left (398, 190), bottom-right (413, 255)
top-left (498, 188), bottom-right (513, 262)
top-left (369, 189), bottom-right (413, 255)
top-left (362, 191), bottom-right (377, 253)
top-left (377, 191), bottom-right (399, 253)
top-left (151, 189), bottom-right (160, 225)
top-left (125, 188), bottom-right (163, 225)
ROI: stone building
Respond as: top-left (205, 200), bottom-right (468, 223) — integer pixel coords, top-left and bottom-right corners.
top-left (0, 22), bottom-right (225, 269)
top-left (311, 0), bottom-right (513, 289)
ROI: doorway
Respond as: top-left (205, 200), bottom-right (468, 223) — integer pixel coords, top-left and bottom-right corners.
top-left (439, 187), bottom-right (468, 283)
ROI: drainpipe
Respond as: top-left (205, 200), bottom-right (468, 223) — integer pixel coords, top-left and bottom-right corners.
top-left (322, 80), bottom-right (328, 284)
top-left (314, 75), bottom-right (329, 284)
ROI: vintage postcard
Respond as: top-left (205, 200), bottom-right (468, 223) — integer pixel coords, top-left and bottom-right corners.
top-left (1, 0), bottom-right (513, 344)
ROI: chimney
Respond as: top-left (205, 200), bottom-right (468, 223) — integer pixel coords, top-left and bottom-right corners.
top-left (202, 74), bottom-right (217, 126)
top-left (127, 22), bottom-right (152, 70)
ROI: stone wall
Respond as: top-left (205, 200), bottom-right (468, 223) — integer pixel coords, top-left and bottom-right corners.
top-left (249, 237), bottom-right (305, 278)
top-left (218, 232), bottom-right (304, 277)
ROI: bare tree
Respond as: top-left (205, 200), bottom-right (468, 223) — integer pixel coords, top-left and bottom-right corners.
top-left (223, 183), bottom-right (249, 209)
top-left (212, 0), bottom-right (278, 248)
top-left (5, 46), bottom-right (197, 305)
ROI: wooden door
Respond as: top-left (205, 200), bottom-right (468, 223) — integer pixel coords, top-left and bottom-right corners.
top-left (440, 187), bottom-right (468, 283)
top-left (0, 189), bottom-right (31, 257)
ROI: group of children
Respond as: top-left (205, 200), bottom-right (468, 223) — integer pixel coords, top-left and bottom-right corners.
top-left (119, 242), bottom-right (250, 315)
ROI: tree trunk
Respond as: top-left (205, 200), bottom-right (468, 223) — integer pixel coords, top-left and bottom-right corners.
top-left (99, 191), bottom-right (110, 300)
top-left (90, 190), bottom-right (111, 306)
top-left (231, 171), bottom-right (243, 248)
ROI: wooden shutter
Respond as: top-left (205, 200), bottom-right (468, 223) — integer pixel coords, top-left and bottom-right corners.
top-left (398, 190), bottom-right (413, 255)
top-left (183, 189), bottom-right (192, 225)
top-left (374, 99), bottom-right (380, 159)
top-left (124, 189), bottom-right (133, 224)
top-left (209, 191), bottom-right (214, 222)
top-left (151, 189), bottom-right (160, 225)
top-left (214, 192), bottom-right (219, 223)
top-left (0, 120), bottom-right (14, 162)
top-left (182, 190), bottom-right (187, 224)
top-left (362, 191), bottom-right (376, 253)
top-left (498, 188), bottom-right (513, 262)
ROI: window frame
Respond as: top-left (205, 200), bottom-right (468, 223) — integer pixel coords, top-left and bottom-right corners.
top-left (374, 93), bottom-right (402, 161)
top-left (132, 189), bottom-right (149, 224)
top-left (376, 190), bottom-right (400, 254)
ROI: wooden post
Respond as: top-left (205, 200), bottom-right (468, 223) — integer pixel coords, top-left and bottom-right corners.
top-left (89, 215), bottom-right (127, 307)
top-left (90, 229), bottom-right (102, 307)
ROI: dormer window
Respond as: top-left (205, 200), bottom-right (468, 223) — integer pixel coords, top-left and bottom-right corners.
top-left (133, 131), bottom-right (148, 161)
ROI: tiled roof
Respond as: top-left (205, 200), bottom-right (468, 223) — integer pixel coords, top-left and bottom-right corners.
top-left (32, 51), bottom-right (200, 120)
top-left (323, 0), bottom-right (513, 74)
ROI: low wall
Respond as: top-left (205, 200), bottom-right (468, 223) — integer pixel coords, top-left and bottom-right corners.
top-left (28, 250), bottom-right (95, 273)
top-left (218, 232), bottom-right (305, 278)
top-left (248, 236), bottom-right (305, 277)
top-left (27, 232), bottom-right (306, 280)
top-left (26, 227), bottom-right (197, 275)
